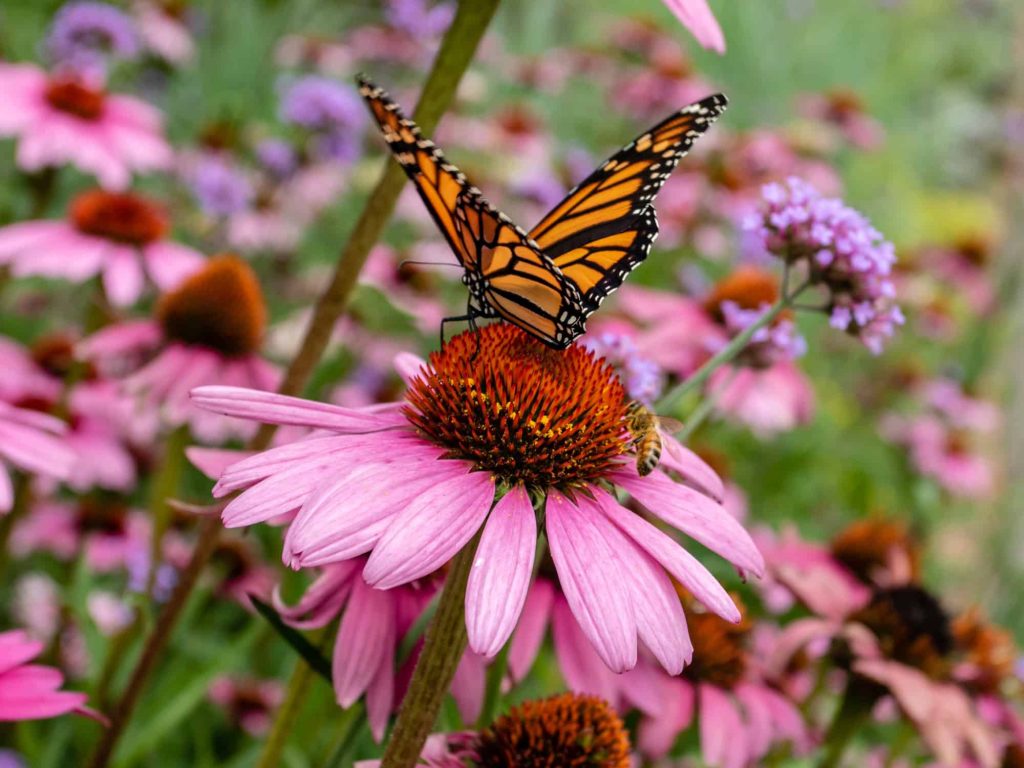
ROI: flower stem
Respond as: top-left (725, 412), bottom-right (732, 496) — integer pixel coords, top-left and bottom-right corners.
top-left (255, 628), bottom-right (331, 768)
top-left (252, 0), bottom-right (501, 449)
top-left (85, 514), bottom-right (223, 768)
top-left (815, 677), bottom-right (880, 768)
top-left (380, 532), bottom-right (482, 768)
top-left (0, 474), bottom-right (31, 581)
top-left (675, 366), bottom-right (738, 441)
top-left (146, 425), bottom-right (189, 596)
top-left (656, 280), bottom-right (808, 416)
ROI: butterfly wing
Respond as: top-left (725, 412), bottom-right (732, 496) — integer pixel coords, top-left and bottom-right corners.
top-left (358, 75), bottom-right (582, 348)
top-left (528, 95), bottom-right (728, 316)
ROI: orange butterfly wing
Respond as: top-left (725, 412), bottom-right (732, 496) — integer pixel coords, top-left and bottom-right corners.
top-left (358, 76), bottom-right (583, 347)
top-left (528, 96), bottom-right (728, 315)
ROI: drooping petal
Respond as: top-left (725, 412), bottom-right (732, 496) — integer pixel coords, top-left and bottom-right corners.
top-left (545, 490), bottom-right (637, 673)
top-left (638, 677), bottom-right (695, 758)
top-left (190, 385), bottom-right (408, 433)
top-left (363, 471), bottom-right (495, 590)
top-left (662, 0), bottom-right (726, 53)
top-left (591, 486), bottom-right (739, 622)
top-left (101, 245), bottom-right (144, 306)
top-left (660, 432), bottom-right (725, 500)
top-left (550, 597), bottom-right (622, 704)
top-left (577, 490), bottom-right (691, 674)
top-left (450, 651), bottom-right (486, 725)
top-left (700, 683), bottom-right (748, 768)
top-left (333, 579), bottom-right (395, 707)
top-left (613, 467), bottom-right (764, 576)
top-left (508, 578), bottom-right (555, 682)
top-left (285, 453), bottom-right (458, 568)
top-left (273, 562), bottom-right (358, 630)
top-left (465, 486), bottom-right (536, 658)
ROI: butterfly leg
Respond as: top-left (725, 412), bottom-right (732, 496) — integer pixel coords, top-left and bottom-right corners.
top-left (439, 313), bottom-right (473, 348)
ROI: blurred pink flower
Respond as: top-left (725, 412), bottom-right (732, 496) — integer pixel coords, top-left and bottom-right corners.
top-left (0, 64), bottom-right (171, 189)
top-left (193, 324), bottom-right (758, 676)
top-left (208, 676), bottom-right (284, 737)
top-left (797, 89), bottom-right (886, 150)
top-left (637, 609), bottom-right (810, 767)
top-left (0, 401), bottom-right (74, 513)
top-left (133, 1), bottom-right (195, 64)
top-left (662, 0), bottom-right (726, 53)
top-left (0, 630), bottom-right (93, 722)
top-left (709, 363), bottom-right (815, 437)
top-left (0, 189), bottom-right (204, 306)
top-left (79, 255), bottom-right (279, 443)
top-left (882, 378), bottom-right (998, 499)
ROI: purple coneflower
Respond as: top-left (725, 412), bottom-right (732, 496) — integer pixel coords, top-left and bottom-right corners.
top-left (0, 630), bottom-right (95, 721)
top-left (47, 1), bottom-right (140, 76)
top-left (80, 255), bottom-right (280, 442)
top-left (0, 64), bottom-right (171, 189)
top-left (193, 324), bottom-right (762, 674)
top-left (0, 402), bottom-right (74, 514)
top-left (0, 188), bottom-right (204, 306)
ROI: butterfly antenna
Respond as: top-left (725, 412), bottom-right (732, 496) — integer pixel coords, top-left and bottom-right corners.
top-left (397, 259), bottom-right (464, 271)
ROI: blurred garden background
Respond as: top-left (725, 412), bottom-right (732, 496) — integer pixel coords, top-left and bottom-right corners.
top-left (1, 0), bottom-right (1022, 766)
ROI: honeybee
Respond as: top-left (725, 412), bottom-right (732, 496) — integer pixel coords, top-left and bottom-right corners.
top-left (624, 400), bottom-right (682, 476)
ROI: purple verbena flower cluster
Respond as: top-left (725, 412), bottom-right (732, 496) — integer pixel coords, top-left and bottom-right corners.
top-left (582, 332), bottom-right (664, 405)
top-left (720, 300), bottom-right (807, 367)
top-left (279, 76), bottom-right (364, 162)
top-left (746, 176), bottom-right (904, 354)
top-left (385, 0), bottom-right (455, 40)
top-left (190, 156), bottom-right (254, 216)
top-left (47, 1), bottom-right (139, 77)
top-left (255, 139), bottom-right (298, 179)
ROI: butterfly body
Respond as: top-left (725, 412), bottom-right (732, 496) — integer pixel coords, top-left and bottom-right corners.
top-left (358, 75), bottom-right (726, 348)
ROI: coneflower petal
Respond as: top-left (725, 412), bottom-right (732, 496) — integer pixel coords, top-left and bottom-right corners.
top-left (333, 579), bottom-right (395, 708)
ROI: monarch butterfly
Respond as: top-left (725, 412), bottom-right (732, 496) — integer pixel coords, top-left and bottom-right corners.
top-left (358, 75), bottom-right (726, 349)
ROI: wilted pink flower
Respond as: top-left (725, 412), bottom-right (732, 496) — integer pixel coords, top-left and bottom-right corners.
top-left (0, 401), bottom-right (74, 514)
top-left (0, 188), bottom-right (203, 306)
top-left (0, 630), bottom-right (92, 721)
top-left (80, 255), bottom-right (279, 442)
top-left (0, 63), bottom-right (171, 189)
top-left (194, 324), bottom-right (761, 676)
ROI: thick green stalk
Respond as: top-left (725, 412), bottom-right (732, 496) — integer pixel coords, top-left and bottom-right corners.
top-left (255, 628), bottom-right (330, 768)
top-left (379, 534), bottom-right (481, 768)
top-left (253, 0), bottom-right (502, 449)
top-left (146, 425), bottom-right (189, 596)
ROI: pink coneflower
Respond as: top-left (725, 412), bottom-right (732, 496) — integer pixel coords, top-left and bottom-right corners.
top-left (194, 324), bottom-right (762, 676)
top-left (10, 498), bottom-right (150, 573)
top-left (0, 188), bottom-right (204, 306)
top-left (273, 558), bottom-right (486, 740)
top-left (770, 571), bottom-right (999, 766)
top-left (0, 401), bottom-right (74, 514)
top-left (80, 255), bottom-right (279, 442)
top-left (0, 629), bottom-right (94, 721)
top-left (0, 64), bottom-right (172, 189)
top-left (797, 89), bottom-right (885, 151)
top-left (638, 597), bottom-right (810, 767)
top-left (208, 675), bottom-right (284, 737)
top-left (356, 693), bottom-right (632, 768)
top-left (133, 1), bottom-right (196, 65)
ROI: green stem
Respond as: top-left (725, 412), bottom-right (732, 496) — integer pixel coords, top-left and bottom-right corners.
top-left (0, 475), bottom-right (31, 581)
top-left (253, 0), bottom-right (501, 447)
top-left (379, 533), bottom-right (482, 768)
top-left (256, 628), bottom-right (331, 768)
top-left (815, 677), bottom-right (880, 768)
top-left (475, 640), bottom-right (511, 730)
top-left (674, 366), bottom-right (738, 441)
top-left (656, 279), bottom-right (809, 416)
top-left (146, 425), bottom-right (189, 596)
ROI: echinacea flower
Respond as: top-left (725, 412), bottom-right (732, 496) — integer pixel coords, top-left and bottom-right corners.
top-left (0, 188), bottom-right (204, 306)
top-left (0, 630), bottom-right (92, 721)
top-left (770, 571), bottom-right (999, 767)
top-left (638, 597), bottom-right (810, 768)
top-left (0, 401), bottom-right (74, 514)
top-left (80, 255), bottom-right (279, 442)
top-left (193, 324), bottom-right (762, 675)
top-left (356, 693), bottom-right (632, 768)
top-left (0, 63), bottom-right (172, 189)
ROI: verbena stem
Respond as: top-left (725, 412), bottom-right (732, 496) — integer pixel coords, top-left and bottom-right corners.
top-left (379, 533), bottom-right (482, 768)
top-left (656, 278), bottom-right (809, 417)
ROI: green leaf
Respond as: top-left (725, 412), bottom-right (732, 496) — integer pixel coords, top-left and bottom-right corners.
top-left (250, 596), bottom-right (333, 682)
